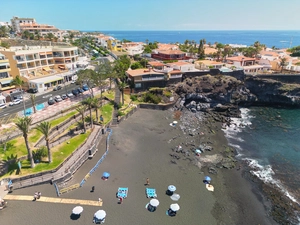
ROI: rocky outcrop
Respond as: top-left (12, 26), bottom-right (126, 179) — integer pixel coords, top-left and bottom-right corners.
top-left (170, 75), bottom-right (300, 117)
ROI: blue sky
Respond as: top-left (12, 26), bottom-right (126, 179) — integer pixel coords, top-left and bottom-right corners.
top-left (1, 0), bottom-right (300, 31)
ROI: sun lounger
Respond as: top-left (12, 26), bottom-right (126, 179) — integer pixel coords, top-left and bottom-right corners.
top-left (146, 188), bottom-right (157, 198)
top-left (117, 187), bottom-right (128, 198)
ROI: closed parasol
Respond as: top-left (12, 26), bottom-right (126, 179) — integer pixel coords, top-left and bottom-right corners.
top-left (168, 185), bottom-right (176, 192)
top-left (170, 193), bottom-right (180, 201)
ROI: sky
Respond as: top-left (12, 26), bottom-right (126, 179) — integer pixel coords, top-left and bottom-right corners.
top-left (1, 0), bottom-right (300, 31)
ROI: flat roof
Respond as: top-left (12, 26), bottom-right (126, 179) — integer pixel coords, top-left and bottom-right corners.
top-left (29, 75), bottom-right (63, 84)
top-left (126, 69), bottom-right (163, 77)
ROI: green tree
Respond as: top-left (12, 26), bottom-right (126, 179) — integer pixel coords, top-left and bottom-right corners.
top-left (91, 98), bottom-right (101, 122)
top-left (198, 39), bottom-right (205, 59)
top-left (30, 94), bottom-right (37, 114)
top-left (279, 57), bottom-right (287, 73)
top-left (35, 122), bottom-right (52, 163)
top-left (15, 117), bottom-right (35, 168)
top-left (46, 33), bottom-right (55, 41)
top-left (11, 75), bottom-right (26, 116)
top-left (82, 97), bottom-right (94, 128)
top-left (34, 31), bottom-right (41, 40)
top-left (130, 62), bottom-right (143, 70)
top-left (0, 26), bottom-right (9, 37)
top-left (21, 30), bottom-right (31, 40)
top-left (76, 105), bottom-right (87, 133)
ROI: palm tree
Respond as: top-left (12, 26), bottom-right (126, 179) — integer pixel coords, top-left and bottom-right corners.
top-left (76, 105), bottom-right (87, 133)
top-left (0, 26), bottom-right (9, 37)
top-left (34, 31), bottom-right (41, 40)
top-left (82, 97), bottom-right (94, 127)
top-left (15, 117), bottom-right (35, 168)
top-left (91, 98), bottom-right (101, 122)
top-left (35, 122), bottom-right (52, 163)
top-left (280, 57), bottom-right (287, 73)
top-left (12, 75), bottom-right (26, 116)
top-left (118, 82), bottom-right (127, 105)
top-left (30, 94), bottom-right (37, 114)
top-left (21, 30), bottom-right (30, 40)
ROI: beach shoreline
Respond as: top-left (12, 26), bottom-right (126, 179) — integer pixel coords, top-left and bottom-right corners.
top-left (0, 108), bottom-right (277, 225)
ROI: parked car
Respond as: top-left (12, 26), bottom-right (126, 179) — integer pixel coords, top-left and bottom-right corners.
top-left (54, 95), bottom-right (63, 102)
top-left (27, 88), bottom-right (38, 93)
top-left (82, 84), bottom-right (89, 91)
top-left (48, 97), bottom-right (55, 105)
top-left (67, 92), bottom-right (74, 98)
top-left (10, 99), bottom-right (22, 105)
top-left (53, 85), bottom-right (62, 91)
top-left (72, 89), bottom-right (79, 96)
top-left (61, 94), bottom-right (68, 100)
top-left (77, 88), bottom-right (84, 93)
top-left (0, 103), bottom-right (6, 109)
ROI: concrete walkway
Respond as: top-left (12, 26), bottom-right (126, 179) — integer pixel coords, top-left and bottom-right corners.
top-left (4, 194), bottom-right (103, 206)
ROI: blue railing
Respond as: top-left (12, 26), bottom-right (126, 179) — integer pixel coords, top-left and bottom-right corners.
top-left (80, 128), bottom-right (112, 187)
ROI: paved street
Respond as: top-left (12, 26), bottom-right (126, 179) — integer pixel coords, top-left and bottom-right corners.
top-left (0, 83), bottom-right (79, 119)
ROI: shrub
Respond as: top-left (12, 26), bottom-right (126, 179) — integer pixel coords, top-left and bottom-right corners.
top-left (117, 110), bottom-right (125, 116)
top-left (142, 92), bottom-right (161, 104)
top-left (32, 146), bottom-right (48, 162)
top-left (163, 90), bottom-right (172, 98)
top-left (130, 94), bottom-right (138, 101)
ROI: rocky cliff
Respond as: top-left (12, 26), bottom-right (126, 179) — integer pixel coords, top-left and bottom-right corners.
top-left (170, 75), bottom-right (300, 117)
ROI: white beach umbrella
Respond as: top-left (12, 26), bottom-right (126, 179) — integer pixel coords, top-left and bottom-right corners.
top-left (173, 121), bottom-right (178, 124)
top-left (170, 203), bottom-right (180, 211)
top-left (94, 210), bottom-right (106, 220)
top-left (170, 193), bottom-right (180, 201)
top-left (72, 206), bottom-right (83, 215)
top-left (168, 185), bottom-right (176, 192)
top-left (150, 199), bottom-right (160, 207)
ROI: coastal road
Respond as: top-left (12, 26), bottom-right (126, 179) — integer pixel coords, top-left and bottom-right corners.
top-left (0, 83), bottom-right (79, 119)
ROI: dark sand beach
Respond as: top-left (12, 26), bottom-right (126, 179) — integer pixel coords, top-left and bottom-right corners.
top-left (0, 109), bottom-right (276, 225)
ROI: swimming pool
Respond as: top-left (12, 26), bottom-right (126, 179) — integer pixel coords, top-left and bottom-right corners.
top-left (23, 103), bottom-right (45, 116)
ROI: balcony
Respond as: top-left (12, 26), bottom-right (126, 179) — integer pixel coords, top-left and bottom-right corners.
top-left (40, 55), bottom-right (46, 59)
top-left (26, 56), bottom-right (34, 61)
top-left (53, 52), bottom-right (63, 57)
top-left (16, 57), bottom-right (25, 62)
top-left (17, 65), bottom-right (27, 70)
top-left (47, 54), bottom-right (53, 58)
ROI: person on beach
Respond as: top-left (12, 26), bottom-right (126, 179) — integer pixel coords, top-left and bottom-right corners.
top-left (33, 192), bottom-right (38, 201)
top-left (37, 192), bottom-right (41, 199)
top-left (119, 197), bottom-right (123, 204)
top-left (91, 186), bottom-right (95, 192)
top-left (146, 178), bottom-right (150, 186)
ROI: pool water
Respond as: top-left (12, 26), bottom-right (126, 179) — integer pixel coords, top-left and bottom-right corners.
top-left (23, 103), bottom-right (45, 116)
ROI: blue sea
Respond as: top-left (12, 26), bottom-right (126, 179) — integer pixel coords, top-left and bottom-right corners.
top-left (224, 107), bottom-right (300, 222)
top-left (98, 30), bottom-right (300, 48)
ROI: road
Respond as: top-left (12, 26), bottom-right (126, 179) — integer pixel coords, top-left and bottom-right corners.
top-left (0, 83), bottom-right (79, 118)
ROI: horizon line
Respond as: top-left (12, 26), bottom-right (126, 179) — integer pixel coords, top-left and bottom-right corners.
top-left (80, 29), bottom-right (300, 32)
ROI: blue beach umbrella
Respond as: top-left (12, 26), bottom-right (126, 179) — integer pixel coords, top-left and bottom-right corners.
top-left (102, 172), bottom-right (110, 178)
top-left (168, 185), bottom-right (176, 192)
top-left (204, 176), bottom-right (211, 182)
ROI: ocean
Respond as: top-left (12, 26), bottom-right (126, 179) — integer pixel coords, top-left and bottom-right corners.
top-left (224, 107), bottom-right (300, 222)
top-left (99, 30), bottom-right (300, 48)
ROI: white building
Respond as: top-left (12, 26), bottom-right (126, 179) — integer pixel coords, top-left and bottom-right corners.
top-left (11, 16), bottom-right (36, 33)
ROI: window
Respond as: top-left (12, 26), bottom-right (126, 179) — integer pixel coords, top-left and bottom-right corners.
top-left (135, 83), bottom-right (141, 88)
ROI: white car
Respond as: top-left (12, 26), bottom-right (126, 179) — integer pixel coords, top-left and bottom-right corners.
top-left (9, 99), bottom-right (22, 105)
top-left (0, 103), bottom-right (6, 109)
top-left (54, 95), bottom-right (63, 102)
top-left (67, 92), bottom-right (74, 98)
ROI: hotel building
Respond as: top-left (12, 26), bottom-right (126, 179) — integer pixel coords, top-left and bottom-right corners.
top-left (0, 46), bottom-right (79, 93)
top-left (0, 53), bottom-right (15, 92)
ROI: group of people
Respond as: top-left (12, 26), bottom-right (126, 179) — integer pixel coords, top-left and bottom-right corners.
top-left (33, 192), bottom-right (41, 201)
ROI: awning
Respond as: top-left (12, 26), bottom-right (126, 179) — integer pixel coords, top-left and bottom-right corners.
top-left (65, 58), bottom-right (71, 60)
top-left (39, 52), bottom-right (46, 55)
top-left (43, 67), bottom-right (51, 71)
top-left (58, 65), bottom-right (65, 69)
top-left (0, 79), bottom-right (13, 85)
top-left (30, 75), bottom-right (63, 84)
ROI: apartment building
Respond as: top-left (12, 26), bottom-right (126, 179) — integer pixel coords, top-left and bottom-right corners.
top-left (0, 46), bottom-right (79, 92)
top-left (0, 53), bottom-right (15, 92)
top-left (11, 16), bottom-right (36, 33)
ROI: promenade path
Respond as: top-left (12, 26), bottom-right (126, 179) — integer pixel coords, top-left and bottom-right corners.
top-left (4, 194), bottom-right (103, 206)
